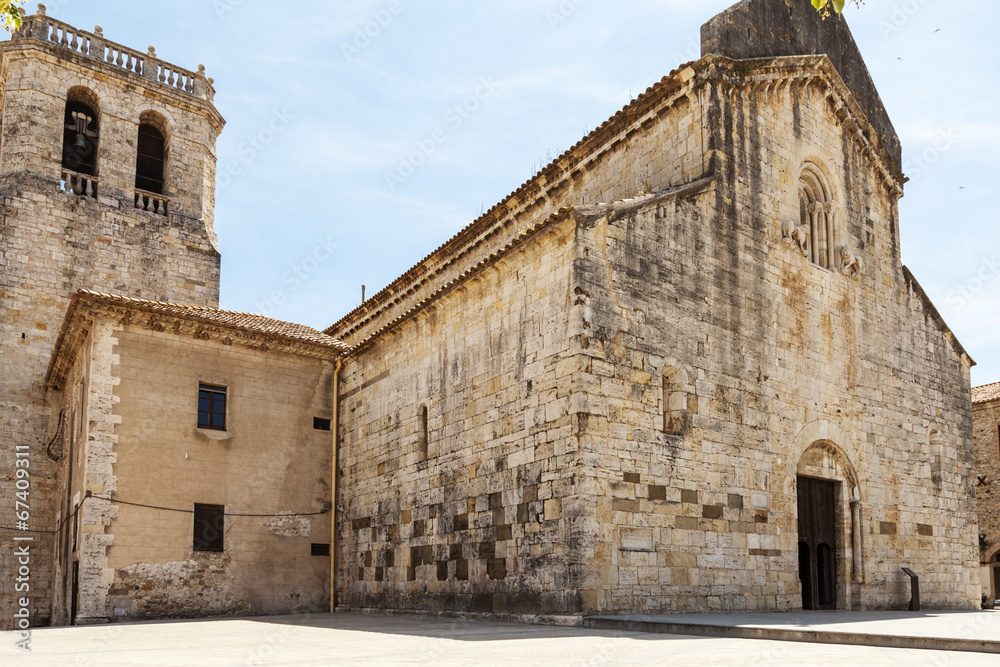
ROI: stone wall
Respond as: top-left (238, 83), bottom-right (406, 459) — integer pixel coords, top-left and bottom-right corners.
top-left (974, 398), bottom-right (1000, 578)
top-left (334, 53), bottom-right (978, 614)
top-left (700, 0), bottom-right (902, 172)
top-left (0, 19), bottom-right (222, 628)
top-left (51, 319), bottom-right (335, 623)
top-left (337, 217), bottom-right (589, 615)
top-left (569, 68), bottom-right (977, 612)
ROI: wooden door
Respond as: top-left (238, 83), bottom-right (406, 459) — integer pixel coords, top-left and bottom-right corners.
top-left (797, 477), bottom-right (837, 610)
top-left (71, 560), bottom-right (79, 625)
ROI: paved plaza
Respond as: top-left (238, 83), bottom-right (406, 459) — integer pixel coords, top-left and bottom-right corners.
top-left (4, 611), bottom-right (999, 666)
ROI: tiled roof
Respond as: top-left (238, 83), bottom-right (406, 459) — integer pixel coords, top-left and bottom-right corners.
top-left (76, 291), bottom-right (351, 352)
top-left (974, 381), bottom-right (1000, 405)
top-left (325, 53), bottom-right (904, 347)
top-left (46, 291), bottom-right (351, 391)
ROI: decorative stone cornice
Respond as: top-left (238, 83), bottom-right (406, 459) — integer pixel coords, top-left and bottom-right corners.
top-left (46, 291), bottom-right (348, 391)
top-left (695, 54), bottom-right (906, 197)
top-left (902, 266), bottom-right (975, 369)
top-left (325, 53), bottom-right (907, 347)
top-left (2, 7), bottom-right (225, 133)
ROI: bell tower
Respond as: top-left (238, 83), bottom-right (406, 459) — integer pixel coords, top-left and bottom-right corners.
top-left (0, 4), bottom-right (224, 627)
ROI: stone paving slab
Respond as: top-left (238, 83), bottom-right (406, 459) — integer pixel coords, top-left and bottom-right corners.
top-left (3, 612), bottom-right (1000, 666)
top-left (585, 610), bottom-right (1000, 654)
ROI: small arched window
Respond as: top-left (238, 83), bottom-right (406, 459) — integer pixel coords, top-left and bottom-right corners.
top-left (135, 112), bottom-right (168, 195)
top-left (417, 405), bottom-right (428, 461)
top-left (61, 89), bottom-right (100, 177)
top-left (799, 164), bottom-right (839, 270)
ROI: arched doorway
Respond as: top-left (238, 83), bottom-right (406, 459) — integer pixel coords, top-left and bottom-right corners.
top-left (795, 439), bottom-right (862, 611)
top-left (797, 476), bottom-right (837, 609)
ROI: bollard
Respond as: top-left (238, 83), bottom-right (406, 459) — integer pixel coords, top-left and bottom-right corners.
top-left (901, 567), bottom-right (920, 611)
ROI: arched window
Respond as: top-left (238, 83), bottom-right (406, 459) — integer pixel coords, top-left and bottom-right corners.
top-left (799, 164), bottom-right (838, 270)
top-left (61, 88), bottom-right (100, 178)
top-left (135, 111), bottom-right (168, 195)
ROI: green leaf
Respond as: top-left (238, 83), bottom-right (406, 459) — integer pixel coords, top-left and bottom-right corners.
top-left (833, 0), bottom-right (847, 13)
top-left (812, 0), bottom-right (825, 8)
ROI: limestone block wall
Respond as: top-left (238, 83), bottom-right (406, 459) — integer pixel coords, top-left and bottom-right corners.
top-left (0, 18), bottom-right (222, 628)
top-left (50, 320), bottom-right (335, 623)
top-left (47, 325), bottom-right (93, 626)
top-left (326, 64), bottom-right (707, 348)
top-left (568, 75), bottom-right (978, 613)
top-left (0, 175), bottom-right (220, 627)
top-left (974, 399), bottom-right (1000, 572)
top-left (0, 26), bottom-right (223, 227)
top-left (336, 219), bottom-right (590, 615)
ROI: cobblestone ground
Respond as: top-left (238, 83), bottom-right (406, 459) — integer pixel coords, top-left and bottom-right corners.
top-left (4, 613), bottom-right (999, 666)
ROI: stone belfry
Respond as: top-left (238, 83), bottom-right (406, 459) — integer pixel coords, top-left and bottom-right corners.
top-left (0, 4), bottom-right (224, 626)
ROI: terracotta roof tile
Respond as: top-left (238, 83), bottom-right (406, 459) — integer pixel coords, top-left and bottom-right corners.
top-left (77, 290), bottom-right (351, 352)
top-left (973, 381), bottom-right (1000, 405)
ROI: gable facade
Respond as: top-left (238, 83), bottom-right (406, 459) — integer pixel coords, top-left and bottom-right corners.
top-left (330, 44), bottom-right (978, 613)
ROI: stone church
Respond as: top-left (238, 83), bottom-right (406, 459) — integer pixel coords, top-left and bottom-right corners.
top-left (0, 0), bottom-right (981, 628)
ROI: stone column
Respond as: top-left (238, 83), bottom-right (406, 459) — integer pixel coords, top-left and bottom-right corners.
top-left (851, 499), bottom-right (865, 583)
top-left (825, 203), bottom-right (837, 270)
top-left (808, 202), bottom-right (826, 267)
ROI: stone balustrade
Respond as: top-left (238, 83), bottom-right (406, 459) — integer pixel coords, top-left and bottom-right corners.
top-left (60, 169), bottom-right (98, 199)
top-left (12, 4), bottom-right (215, 102)
top-left (134, 189), bottom-right (169, 216)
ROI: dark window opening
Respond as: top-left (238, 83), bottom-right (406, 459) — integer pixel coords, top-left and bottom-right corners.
top-left (62, 100), bottom-right (99, 176)
top-left (418, 405), bottom-right (428, 460)
top-left (71, 502), bottom-right (79, 552)
top-left (135, 124), bottom-right (166, 194)
top-left (193, 503), bottom-right (225, 552)
top-left (198, 385), bottom-right (227, 430)
top-left (313, 417), bottom-right (332, 431)
top-left (311, 543), bottom-right (331, 557)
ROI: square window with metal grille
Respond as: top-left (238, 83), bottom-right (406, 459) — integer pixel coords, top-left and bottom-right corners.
top-left (313, 417), bottom-right (332, 431)
top-left (311, 543), bottom-right (330, 557)
top-left (193, 503), bottom-right (225, 552)
top-left (198, 385), bottom-right (227, 430)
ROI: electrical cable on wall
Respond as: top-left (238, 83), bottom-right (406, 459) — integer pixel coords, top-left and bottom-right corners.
top-left (0, 492), bottom-right (328, 534)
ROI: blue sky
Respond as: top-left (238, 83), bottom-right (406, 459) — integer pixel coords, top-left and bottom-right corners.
top-left (42, 0), bottom-right (1000, 385)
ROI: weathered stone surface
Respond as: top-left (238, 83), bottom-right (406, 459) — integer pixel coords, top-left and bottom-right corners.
top-left (973, 386), bottom-right (1000, 602)
top-left (701, 0), bottom-right (902, 172)
top-left (328, 7), bottom-right (978, 615)
top-left (0, 10), bottom-right (223, 629)
top-left (48, 307), bottom-right (336, 624)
